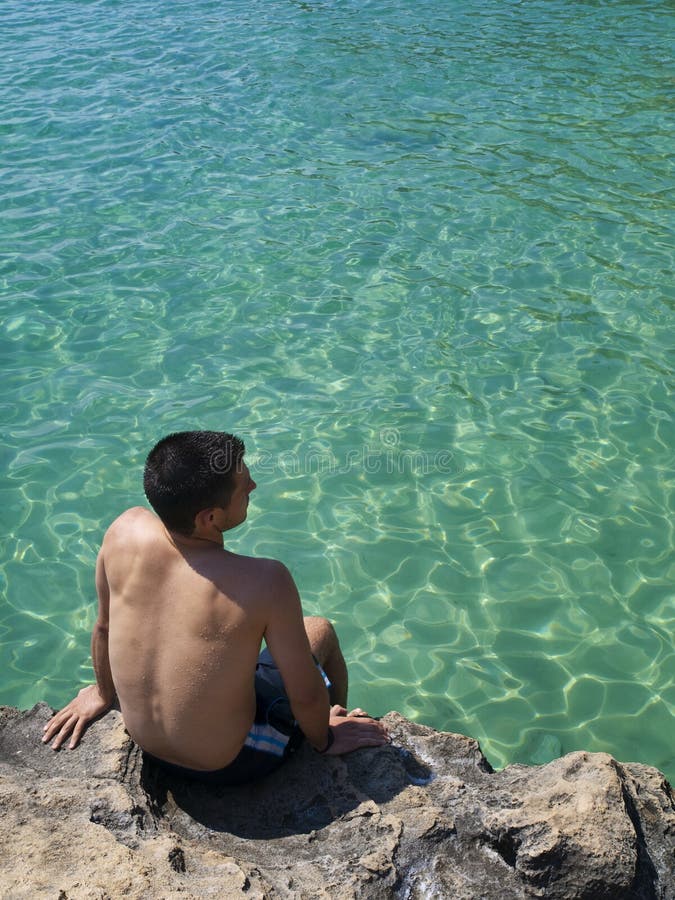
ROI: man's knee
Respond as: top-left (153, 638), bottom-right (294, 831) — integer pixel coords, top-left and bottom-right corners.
top-left (304, 616), bottom-right (340, 657)
top-left (304, 615), bottom-right (335, 639)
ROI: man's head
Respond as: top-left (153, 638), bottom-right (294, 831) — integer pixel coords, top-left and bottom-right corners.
top-left (143, 431), bottom-right (248, 536)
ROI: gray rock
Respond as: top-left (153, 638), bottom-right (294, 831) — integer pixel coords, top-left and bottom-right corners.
top-left (0, 703), bottom-right (673, 899)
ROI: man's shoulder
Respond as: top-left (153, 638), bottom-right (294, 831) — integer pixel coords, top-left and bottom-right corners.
top-left (228, 551), bottom-right (288, 579)
top-left (103, 507), bottom-right (159, 542)
top-left (225, 552), bottom-right (295, 595)
top-left (109, 505), bottom-right (156, 527)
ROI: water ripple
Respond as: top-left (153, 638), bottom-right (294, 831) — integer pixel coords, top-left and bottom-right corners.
top-left (1, 0), bottom-right (673, 779)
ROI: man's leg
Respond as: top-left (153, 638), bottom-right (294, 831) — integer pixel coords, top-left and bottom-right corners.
top-left (304, 616), bottom-right (348, 707)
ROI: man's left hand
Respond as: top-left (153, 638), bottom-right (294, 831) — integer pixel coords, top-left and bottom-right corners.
top-left (42, 684), bottom-right (111, 750)
top-left (322, 704), bottom-right (389, 755)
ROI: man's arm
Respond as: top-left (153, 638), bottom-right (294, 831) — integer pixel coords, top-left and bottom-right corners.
top-left (263, 563), bottom-right (389, 755)
top-left (90, 549), bottom-right (116, 706)
top-left (263, 563), bottom-right (332, 751)
top-left (42, 549), bottom-right (116, 750)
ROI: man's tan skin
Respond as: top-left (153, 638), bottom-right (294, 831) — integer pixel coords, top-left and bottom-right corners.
top-left (42, 461), bottom-right (388, 765)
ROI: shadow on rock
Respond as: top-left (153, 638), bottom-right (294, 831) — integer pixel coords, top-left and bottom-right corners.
top-left (140, 739), bottom-right (431, 840)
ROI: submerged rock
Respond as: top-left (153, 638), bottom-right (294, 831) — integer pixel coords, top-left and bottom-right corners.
top-left (0, 704), bottom-right (673, 898)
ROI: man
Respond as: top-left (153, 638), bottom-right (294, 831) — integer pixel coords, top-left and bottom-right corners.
top-left (42, 431), bottom-right (387, 784)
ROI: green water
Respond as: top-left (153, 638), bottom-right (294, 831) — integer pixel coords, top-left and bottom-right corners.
top-left (2, 0), bottom-right (673, 780)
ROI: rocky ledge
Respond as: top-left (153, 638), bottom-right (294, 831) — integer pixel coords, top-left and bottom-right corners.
top-left (0, 705), bottom-right (673, 899)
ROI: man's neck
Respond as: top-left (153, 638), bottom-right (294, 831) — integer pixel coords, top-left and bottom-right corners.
top-left (166, 527), bottom-right (224, 550)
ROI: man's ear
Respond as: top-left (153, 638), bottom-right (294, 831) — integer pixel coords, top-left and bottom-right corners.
top-left (193, 507), bottom-right (217, 532)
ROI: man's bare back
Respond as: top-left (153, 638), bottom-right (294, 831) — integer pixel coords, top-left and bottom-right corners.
top-left (43, 432), bottom-right (388, 775)
top-left (104, 506), bottom-right (289, 769)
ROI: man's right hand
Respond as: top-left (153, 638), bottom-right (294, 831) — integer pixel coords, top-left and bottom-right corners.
top-left (41, 684), bottom-right (111, 750)
top-left (323, 706), bottom-right (389, 755)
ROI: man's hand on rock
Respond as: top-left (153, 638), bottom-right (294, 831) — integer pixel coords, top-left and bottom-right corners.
top-left (42, 684), bottom-right (111, 750)
top-left (330, 705), bottom-right (370, 718)
top-left (322, 705), bottom-right (389, 755)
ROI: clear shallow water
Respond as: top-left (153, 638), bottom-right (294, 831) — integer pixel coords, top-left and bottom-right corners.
top-left (1, 0), bottom-right (673, 779)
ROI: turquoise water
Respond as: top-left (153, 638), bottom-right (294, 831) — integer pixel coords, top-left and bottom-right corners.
top-left (2, 0), bottom-right (673, 780)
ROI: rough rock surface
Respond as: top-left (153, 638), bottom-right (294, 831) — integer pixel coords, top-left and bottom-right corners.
top-left (0, 704), bottom-right (673, 899)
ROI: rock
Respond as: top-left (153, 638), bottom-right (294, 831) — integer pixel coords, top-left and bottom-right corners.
top-left (0, 704), bottom-right (673, 899)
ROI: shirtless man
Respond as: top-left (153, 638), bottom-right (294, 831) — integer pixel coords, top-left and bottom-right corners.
top-left (42, 431), bottom-right (387, 784)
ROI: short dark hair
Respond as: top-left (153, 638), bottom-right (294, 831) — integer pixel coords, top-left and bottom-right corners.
top-left (143, 431), bottom-right (245, 535)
